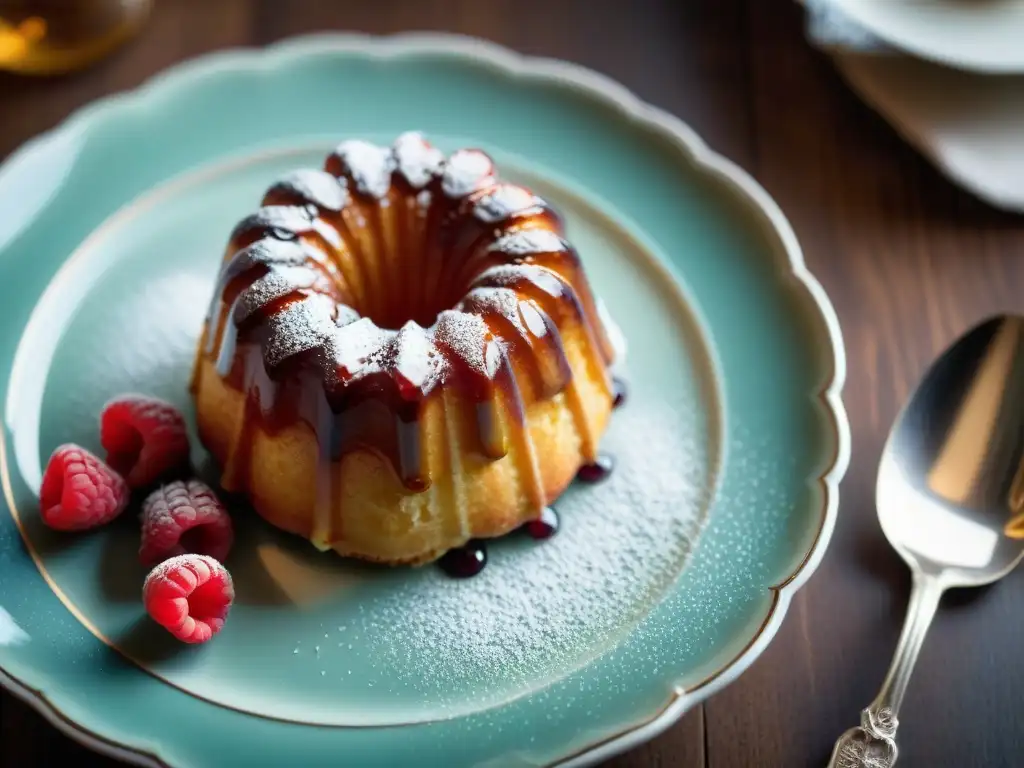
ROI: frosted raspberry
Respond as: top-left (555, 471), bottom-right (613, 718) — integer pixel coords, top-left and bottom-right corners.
top-left (143, 554), bottom-right (234, 644)
top-left (39, 444), bottom-right (129, 531)
top-left (139, 480), bottom-right (234, 566)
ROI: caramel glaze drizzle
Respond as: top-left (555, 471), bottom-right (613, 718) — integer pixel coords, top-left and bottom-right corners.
top-left (194, 132), bottom-right (615, 545)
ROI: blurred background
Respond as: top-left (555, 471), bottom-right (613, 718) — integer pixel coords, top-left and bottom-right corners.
top-left (2, 2), bottom-right (1024, 767)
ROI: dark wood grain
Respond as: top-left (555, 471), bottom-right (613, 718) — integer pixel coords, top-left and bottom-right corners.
top-left (3, 0), bottom-right (1024, 766)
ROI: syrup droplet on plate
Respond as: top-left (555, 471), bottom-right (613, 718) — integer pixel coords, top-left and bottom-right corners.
top-left (523, 506), bottom-right (559, 540)
top-left (612, 377), bottom-right (627, 408)
top-left (577, 454), bottom-right (615, 483)
top-left (438, 541), bottom-right (487, 578)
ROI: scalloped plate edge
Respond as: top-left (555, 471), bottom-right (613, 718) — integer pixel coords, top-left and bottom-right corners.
top-left (0, 32), bottom-right (851, 768)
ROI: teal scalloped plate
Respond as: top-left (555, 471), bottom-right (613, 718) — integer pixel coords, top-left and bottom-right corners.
top-left (0, 34), bottom-right (849, 767)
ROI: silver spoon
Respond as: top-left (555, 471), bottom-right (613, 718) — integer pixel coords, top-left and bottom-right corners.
top-left (827, 315), bottom-right (1024, 768)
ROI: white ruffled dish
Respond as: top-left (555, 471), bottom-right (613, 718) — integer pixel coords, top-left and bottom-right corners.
top-left (803, 0), bottom-right (1024, 214)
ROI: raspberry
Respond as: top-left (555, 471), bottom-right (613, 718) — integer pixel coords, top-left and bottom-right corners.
top-left (39, 444), bottom-right (129, 531)
top-left (100, 395), bottom-right (190, 488)
top-left (143, 554), bottom-right (234, 644)
top-left (139, 480), bottom-right (234, 566)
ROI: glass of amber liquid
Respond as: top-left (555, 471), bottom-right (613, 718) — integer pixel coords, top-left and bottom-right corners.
top-left (0, 0), bottom-right (151, 75)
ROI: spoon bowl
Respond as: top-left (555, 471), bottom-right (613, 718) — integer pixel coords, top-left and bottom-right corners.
top-left (828, 315), bottom-right (1024, 768)
top-left (878, 314), bottom-right (1024, 586)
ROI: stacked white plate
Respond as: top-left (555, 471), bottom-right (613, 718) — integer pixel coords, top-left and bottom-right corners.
top-left (802, 0), bottom-right (1024, 212)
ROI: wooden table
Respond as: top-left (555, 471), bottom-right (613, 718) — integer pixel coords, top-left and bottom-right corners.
top-left (3, 1), bottom-right (1023, 766)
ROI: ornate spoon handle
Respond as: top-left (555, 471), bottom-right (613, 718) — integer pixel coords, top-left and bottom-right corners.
top-left (826, 572), bottom-right (945, 768)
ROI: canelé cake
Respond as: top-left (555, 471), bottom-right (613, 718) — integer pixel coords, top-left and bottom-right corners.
top-left (191, 132), bottom-right (616, 565)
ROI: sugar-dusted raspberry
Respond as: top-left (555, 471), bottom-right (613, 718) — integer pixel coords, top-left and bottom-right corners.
top-left (139, 480), bottom-right (234, 566)
top-left (100, 395), bottom-right (190, 488)
top-left (39, 444), bottom-right (129, 531)
top-left (143, 554), bottom-right (234, 644)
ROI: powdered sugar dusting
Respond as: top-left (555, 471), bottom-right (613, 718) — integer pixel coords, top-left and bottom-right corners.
top-left (261, 293), bottom-right (337, 370)
top-left (489, 228), bottom-right (568, 257)
top-left (139, 479), bottom-right (233, 566)
top-left (344, 394), bottom-right (712, 715)
top-left (389, 322), bottom-right (446, 393)
top-left (230, 205), bottom-right (315, 243)
top-left (473, 184), bottom-right (546, 224)
top-left (473, 264), bottom-right (566, 299)
top-left (334, 304), bottom-right (361, 328)
top-left (144, 553), bottom-right (223, 589)
top-left (458, 288), bottom-right (527, 336)
top-left (234, 266), bottom-right (329, 325)
top-left (332, 317), bottom-right (393, 378)
top-left (393, 131), bottom-right (444, 189)
top-left (442, 149), bottom-right (495, 198)
top-left (432, 310), bottom-right (493, 377)
top-left (268, 169), bottom-right (348, 212)
top-left (333, 140), bottom-right (395, 199)
top-left (221, 238), bottom-right (309, 285)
